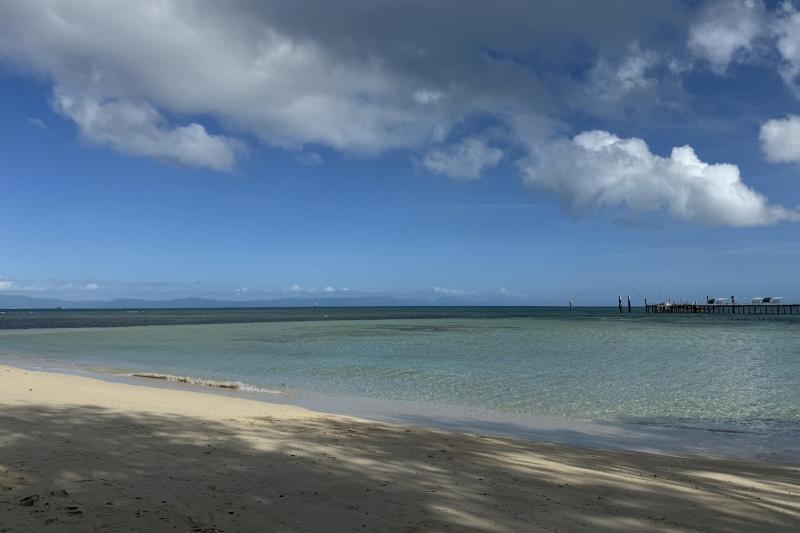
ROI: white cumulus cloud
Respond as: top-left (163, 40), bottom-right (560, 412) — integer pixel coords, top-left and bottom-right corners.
top-left (687, 1), bottom-right (800, 96)
top-left (521, 130), bottom-right (799, 226)
top-left (0, 279), bottom-right (29, 292)
top-left (0, 1), bottom-right (452, 167)
top-left (774, 3), bottom-right (800, 93)
top-left (53, 91), bottom-right (241, 171)
top-left (423, 137), bottom-right (503, 180)
top-left (760, 115), bottom-right (800, 163)
top-left (588, 43), bottom-right (660, 102)
top-left (688, 0), bottom-right (766, 73)
top-left (287, 283), bottom-right (349, 294)
top-left (433, 286), bottom-right (466, 296)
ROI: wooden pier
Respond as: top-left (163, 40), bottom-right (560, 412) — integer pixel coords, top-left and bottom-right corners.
top-left (644, 303), bottom-right (800, 315)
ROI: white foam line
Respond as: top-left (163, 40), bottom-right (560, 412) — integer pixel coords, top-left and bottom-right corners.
top-left (129, 372), bottom-right (291, 397)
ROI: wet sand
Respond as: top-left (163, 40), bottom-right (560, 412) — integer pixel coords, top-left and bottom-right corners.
top-left (0, 365), bottom-right (798, 532)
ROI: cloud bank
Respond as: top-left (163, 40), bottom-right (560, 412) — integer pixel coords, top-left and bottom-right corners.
top-left (0, 0), bottom-right (680, 166)
top-left (0, 278), bottom-right (100, 293)
top-left (0, 0), bottom-right (796, 227)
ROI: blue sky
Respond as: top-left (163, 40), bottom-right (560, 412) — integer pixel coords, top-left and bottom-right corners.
top-left (1, 0), bottom-right (799, 305)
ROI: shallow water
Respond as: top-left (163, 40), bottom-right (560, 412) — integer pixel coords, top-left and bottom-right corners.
top-left (1, 307), bottom-right (798, 459)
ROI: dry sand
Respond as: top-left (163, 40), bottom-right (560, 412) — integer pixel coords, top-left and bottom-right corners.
top-left (0, 365), bottom-right (798, 532)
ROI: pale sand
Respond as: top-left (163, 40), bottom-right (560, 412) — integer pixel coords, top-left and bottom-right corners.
top-left (0, 365), bottom-right (798, 532)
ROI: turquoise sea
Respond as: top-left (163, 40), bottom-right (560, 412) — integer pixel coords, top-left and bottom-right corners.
top-left (1, 307), bottom-right (798, 460)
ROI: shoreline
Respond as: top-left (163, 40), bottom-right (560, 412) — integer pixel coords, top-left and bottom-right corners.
top-left (1, 364), bottom-right (799, 531)
top-left (3, 354), bottom-right (798, 463)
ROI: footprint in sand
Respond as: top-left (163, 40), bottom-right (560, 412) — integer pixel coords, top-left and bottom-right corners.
top-left (19, 494), bottom-right (40, 507)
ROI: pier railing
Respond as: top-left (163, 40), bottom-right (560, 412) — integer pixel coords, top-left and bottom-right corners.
top-left (644, 303), bottom-right (800, 315)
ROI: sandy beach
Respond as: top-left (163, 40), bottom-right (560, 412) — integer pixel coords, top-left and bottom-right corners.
top-left (0, 365), bottom-right (798, 532)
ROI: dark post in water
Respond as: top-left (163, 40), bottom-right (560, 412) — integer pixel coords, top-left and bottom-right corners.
top-left (618, 296), bottom-right (622, 313)
top-left (627, 296), bottom-right (631, 314)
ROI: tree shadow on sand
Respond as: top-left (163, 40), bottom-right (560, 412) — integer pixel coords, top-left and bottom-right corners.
top-left (0, 404), bottom-right (798, 532)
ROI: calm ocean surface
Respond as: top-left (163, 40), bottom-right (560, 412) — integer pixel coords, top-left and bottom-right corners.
top-left (1, 307), bottom-right (798, 459)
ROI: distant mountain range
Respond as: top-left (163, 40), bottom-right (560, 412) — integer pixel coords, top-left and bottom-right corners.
top-left (0, 293), bottom-right (473, 309)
